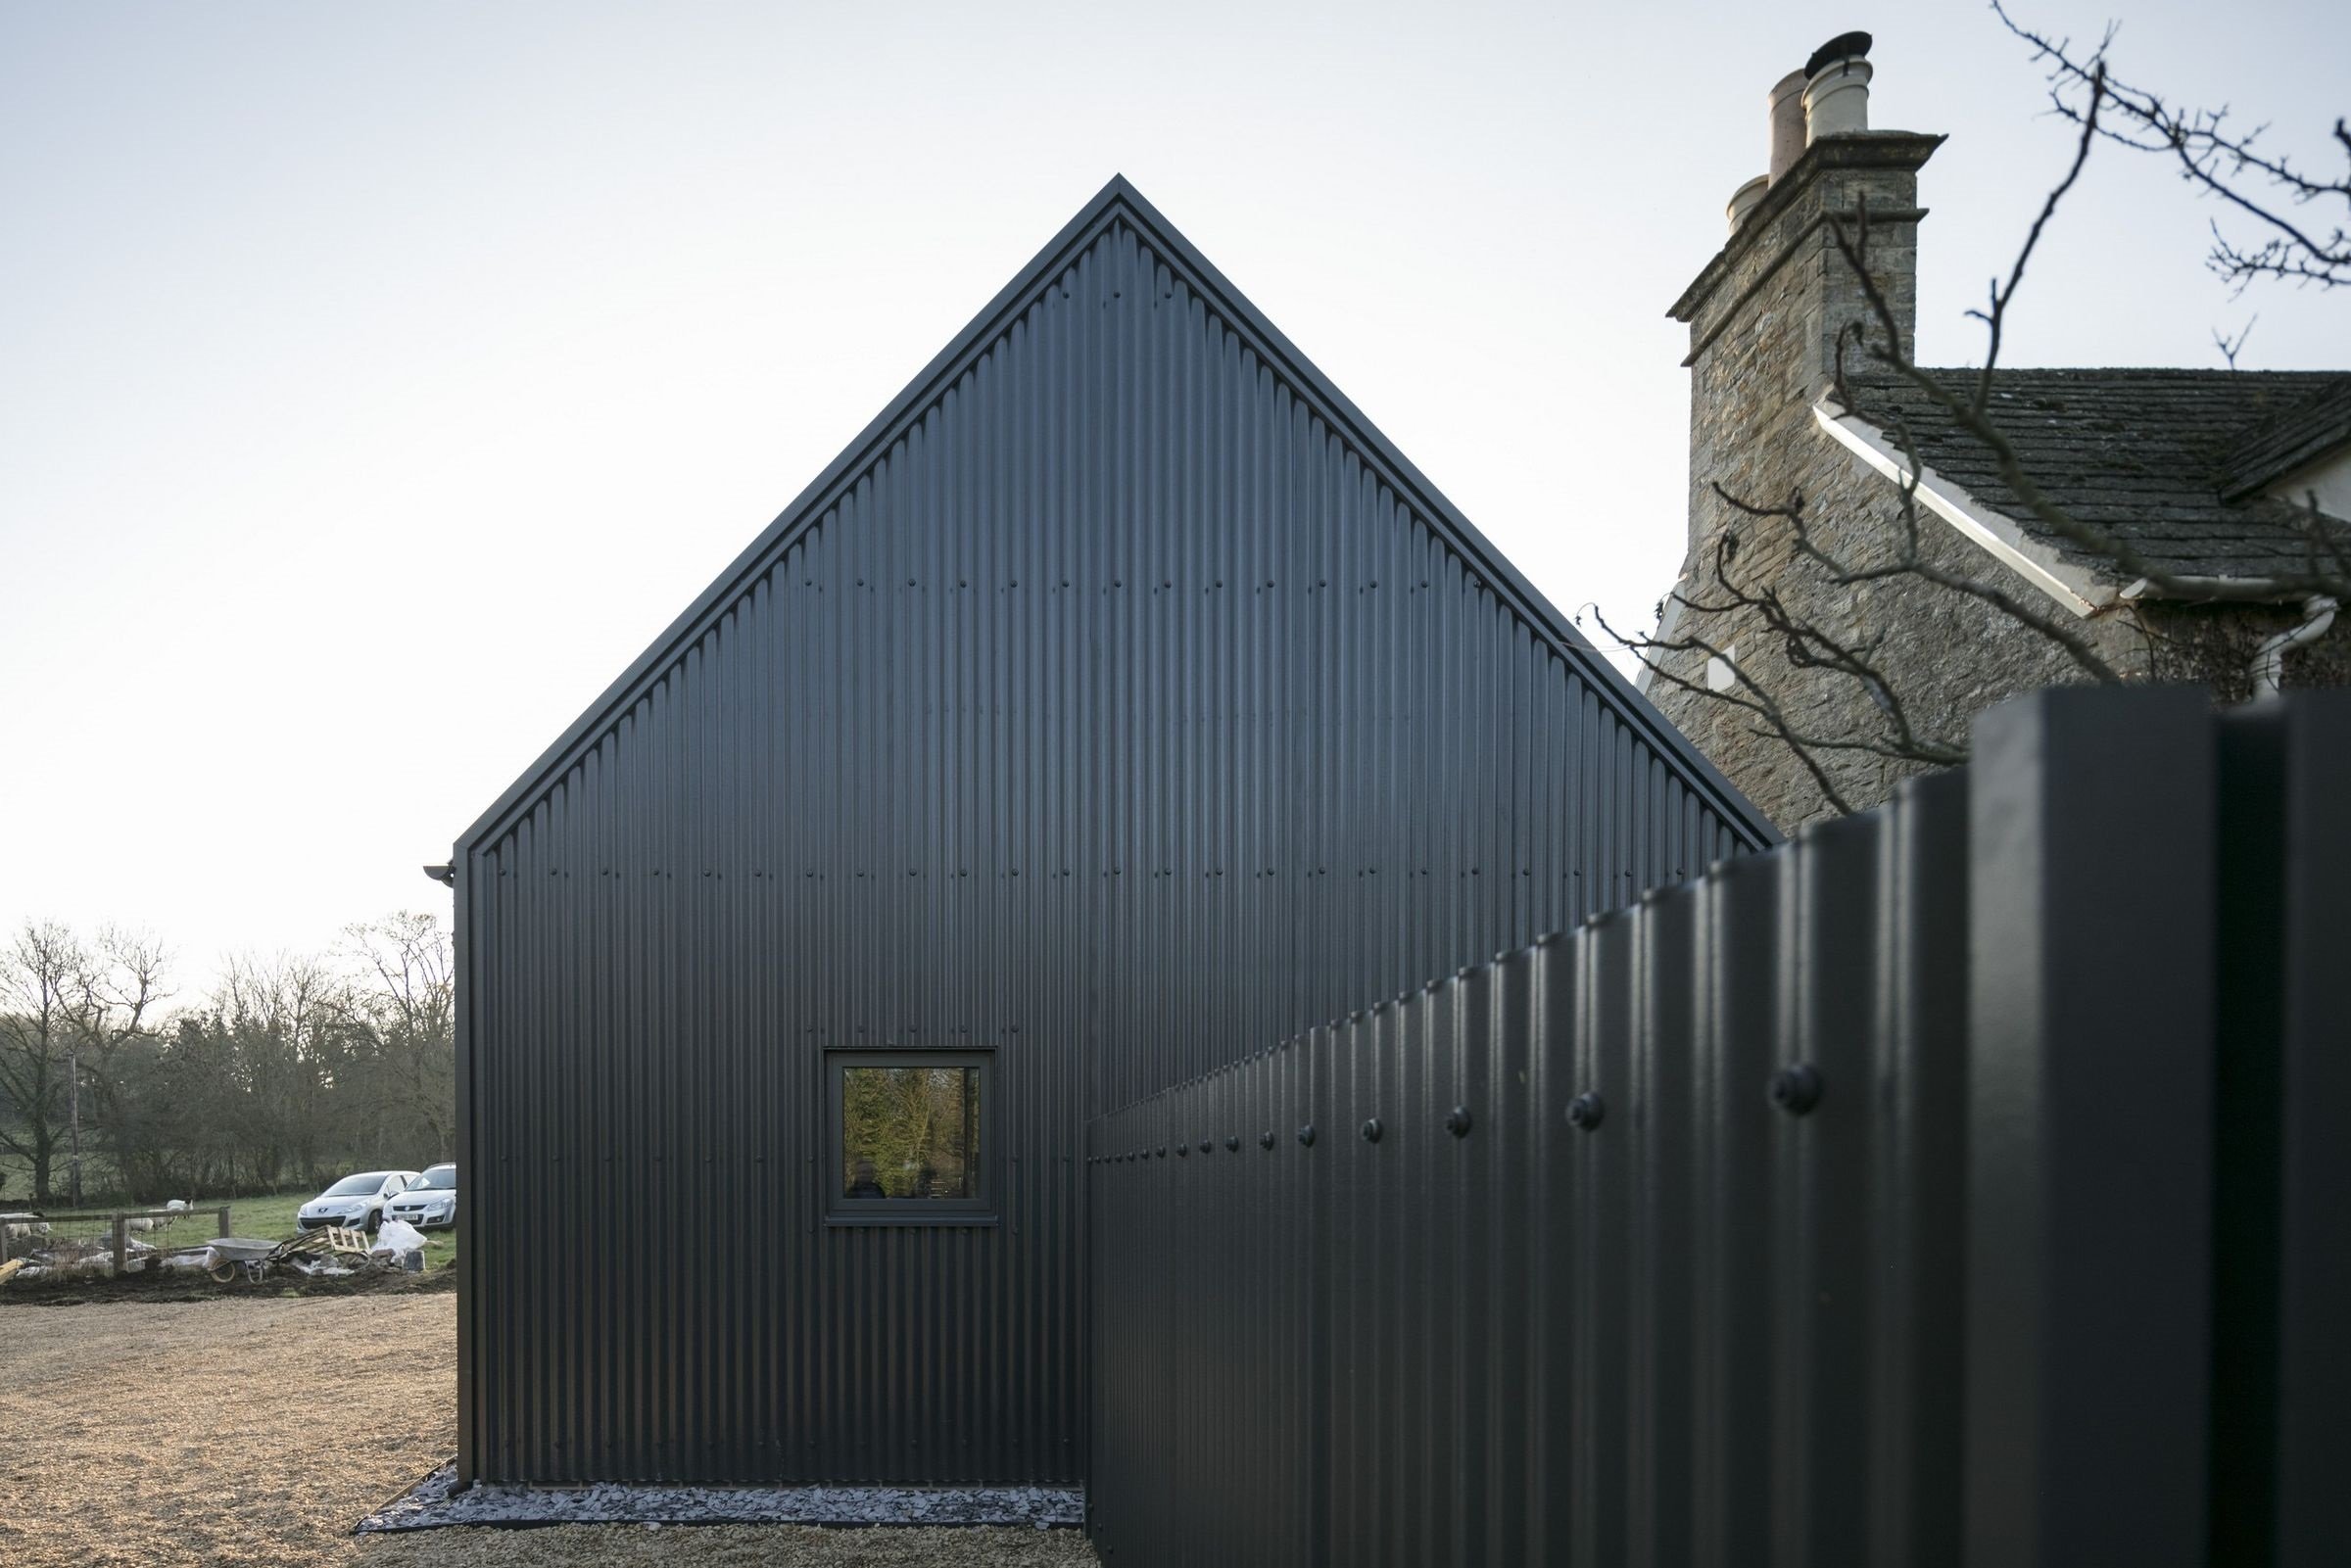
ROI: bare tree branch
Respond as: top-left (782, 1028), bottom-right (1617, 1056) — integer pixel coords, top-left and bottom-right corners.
top-left (1995, 1), bottom-right (2351, 291)
top-left (1827, 207), bottom-right (2351, 606)
top-left (1593, 20), bottom-right (2348, 822)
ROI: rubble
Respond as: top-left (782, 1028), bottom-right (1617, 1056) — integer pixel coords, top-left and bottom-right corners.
top-left (2, 1219), bottom-right (403, 1289)
top-left (12, 1235), bottom-right (158, 1279)
top-left (199, 1226), bottom-right (378, 1283)
top-left (369, 1216), bottom-right (428, 1272)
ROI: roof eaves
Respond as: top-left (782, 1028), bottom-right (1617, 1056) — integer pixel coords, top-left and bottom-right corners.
top-left (1813, 399), bottom-right (2117, 618)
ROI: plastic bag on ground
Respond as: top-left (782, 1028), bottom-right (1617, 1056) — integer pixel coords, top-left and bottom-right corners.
top-left (371, 1218), bottom-right (428, 1256)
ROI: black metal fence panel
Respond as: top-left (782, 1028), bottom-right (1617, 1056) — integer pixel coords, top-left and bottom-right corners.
top-left (1085, 686), bottom-right (2351, 1566)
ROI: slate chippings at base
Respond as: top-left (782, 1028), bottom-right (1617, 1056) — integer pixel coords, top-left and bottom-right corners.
top-left (359, 1464), bottom-right (1083, 1533)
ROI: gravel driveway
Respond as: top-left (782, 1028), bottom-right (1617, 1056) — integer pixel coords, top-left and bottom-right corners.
top-left (1, 1295), bottom-right (1096, 1566)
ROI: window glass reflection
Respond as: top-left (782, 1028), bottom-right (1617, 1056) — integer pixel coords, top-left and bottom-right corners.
top-left (840, 1065), bottom-right (980, 1201)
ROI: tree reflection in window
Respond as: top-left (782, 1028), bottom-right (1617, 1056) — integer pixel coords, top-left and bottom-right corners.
top-left (840, 1064), bottom-right (980, 1201)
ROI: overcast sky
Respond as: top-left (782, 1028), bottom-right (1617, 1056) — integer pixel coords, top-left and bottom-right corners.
top-left (4, 0), bottom-right (2345, 993)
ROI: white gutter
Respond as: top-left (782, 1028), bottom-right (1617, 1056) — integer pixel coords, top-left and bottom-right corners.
top-left (1812, 400), bottom-right (2341, 690)
top-left (1811, 401), bottom-right (2117, 618)
top-left (2250, 595), bottom-right (2339, 699)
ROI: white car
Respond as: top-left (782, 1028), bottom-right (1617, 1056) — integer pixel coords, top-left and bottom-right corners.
top-left (296, 1169), bottom-right (421, 1233)
top-left (385, 1163), bottom-right (457, 1230)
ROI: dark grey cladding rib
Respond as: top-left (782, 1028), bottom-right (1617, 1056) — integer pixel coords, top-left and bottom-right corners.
top-left (450, 176), bottom-right (1773, 1490)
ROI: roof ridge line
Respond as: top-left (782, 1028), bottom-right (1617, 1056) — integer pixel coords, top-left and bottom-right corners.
top-left (455, 179), bottom-right (1145, 853)
top-left (457, 177), bottom-right (1778, 854)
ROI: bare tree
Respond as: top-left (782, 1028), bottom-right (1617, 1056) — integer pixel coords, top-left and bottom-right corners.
top-left (1998, 2), bottom-right (2351, 293)
top-left (0, 922), bottom-right (82, 1205)
top-left (71, 911), bottom-right (460, 1201)
top-left (1592, 16), bottom-right (2350, 814)
top-left (61, 927), bottom-right (170, 1205)
top-left (332, 914), bottom-right (457, 1163)
top-left (213, 949), bottom-right (350, 1188)
top-left (0, 922), bottom-right (169, 1205)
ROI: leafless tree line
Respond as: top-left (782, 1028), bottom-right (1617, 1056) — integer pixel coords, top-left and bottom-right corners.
top-left (1590, 8), bottom-right (2350, 816)
top-left (0, 913), bottom-right (454, 1208)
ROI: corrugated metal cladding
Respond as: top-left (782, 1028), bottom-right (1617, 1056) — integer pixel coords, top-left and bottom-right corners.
top-left (1086, 687), bottom-right (2351, 1567)
top-left (454, 176), bottom-right (1775, 1488)
top-left (1087, 776), bottom-right (1967, 1567)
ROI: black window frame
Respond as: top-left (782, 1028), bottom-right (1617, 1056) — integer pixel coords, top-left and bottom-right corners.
top-left (824, 1049), bottom-right (997, 1227)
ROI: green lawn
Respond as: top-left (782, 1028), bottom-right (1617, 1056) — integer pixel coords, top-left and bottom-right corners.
top-left (0, 1146), bottom-right (122, 1208)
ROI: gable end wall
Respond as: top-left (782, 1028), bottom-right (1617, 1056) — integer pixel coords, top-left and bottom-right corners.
top-left (456, 201), bottom-right (1768, 1488)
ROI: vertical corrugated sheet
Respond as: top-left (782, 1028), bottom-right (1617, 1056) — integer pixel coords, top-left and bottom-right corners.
top-left (455, 180), bottom-right (1771, 1487)
top-left (2215, 695), bottom-right (2351, 1566)
top-left (1085, 770), bottom-right (1967, 1567)
top-left (1086, 687), bottom-right (2351, 1567)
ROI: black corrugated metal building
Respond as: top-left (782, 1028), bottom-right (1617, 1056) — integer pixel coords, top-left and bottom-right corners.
top-left (451, 176), bottom-right (1775, 1488)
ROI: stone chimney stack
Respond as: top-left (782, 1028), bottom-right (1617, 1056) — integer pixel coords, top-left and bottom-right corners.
top-left (1683, 32), bottom-right (1934, 385)
top-left (1666, 32), bottom-right (1942, 563)
top-left (1675, 34), bottom-right (1940, 485)
top-left (1645, 34), bottom-right (1948, 824)
top-left (1729, 35), bottom-right (1881, 234)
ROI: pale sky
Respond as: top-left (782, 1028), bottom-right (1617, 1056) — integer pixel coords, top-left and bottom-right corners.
top-left (4, 0), bottom-right (2345, 991)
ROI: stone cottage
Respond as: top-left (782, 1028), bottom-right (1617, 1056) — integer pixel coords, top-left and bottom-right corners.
top-left (1643, 32), bottom-right (2351, 829)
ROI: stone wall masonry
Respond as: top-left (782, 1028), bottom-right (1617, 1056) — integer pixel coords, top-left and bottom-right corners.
top-left (1648, 131), bottom-right (2334, 831)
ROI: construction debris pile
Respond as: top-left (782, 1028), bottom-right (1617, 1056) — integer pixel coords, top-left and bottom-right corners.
top-left (1, 1211), bottom-right (56, 1247)
top-left (0, 1212), bottom-right (429, 1289)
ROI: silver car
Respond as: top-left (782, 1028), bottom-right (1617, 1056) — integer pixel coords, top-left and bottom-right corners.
top-left (386, 1163), bottom-right (457, 1230)
top-left (295, 1169), bottom-right (421, 1233)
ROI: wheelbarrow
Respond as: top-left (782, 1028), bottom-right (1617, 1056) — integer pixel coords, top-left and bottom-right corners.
top-left (203, 1236), bottom-right (286, 1284)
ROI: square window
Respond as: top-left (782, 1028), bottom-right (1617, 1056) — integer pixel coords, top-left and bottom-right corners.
top-left (826, 1051), bottom-right (994, 1223)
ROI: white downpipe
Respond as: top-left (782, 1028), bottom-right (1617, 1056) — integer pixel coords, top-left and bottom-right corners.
top-left (2250, 595), bottom-right (2339, 699)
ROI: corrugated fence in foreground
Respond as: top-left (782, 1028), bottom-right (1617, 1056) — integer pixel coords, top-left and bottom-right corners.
top-left (1083, 686), bottom-right (2351, 1567)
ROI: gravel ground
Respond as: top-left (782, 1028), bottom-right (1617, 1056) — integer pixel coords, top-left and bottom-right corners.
top-left (369, 1526), bottom-right (1096, 1566)
top-left (1, 1295), bottom-right (1098, 1567)
top-left (362, 1464), bottom-right (1082, 1530)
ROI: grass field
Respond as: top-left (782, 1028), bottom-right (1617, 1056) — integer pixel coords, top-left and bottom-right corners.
top-left (0, 1146), bottom-right (120, 1206)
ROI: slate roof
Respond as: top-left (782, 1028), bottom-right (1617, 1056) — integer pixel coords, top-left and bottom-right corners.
top-left (2219, 378), bottom-right (2351, 501)
top-left (1842, 368), bottom-right (2351, 590)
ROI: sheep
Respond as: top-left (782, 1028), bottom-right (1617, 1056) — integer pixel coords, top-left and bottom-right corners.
top-left (127, 1202), bottom-right (192, 1235)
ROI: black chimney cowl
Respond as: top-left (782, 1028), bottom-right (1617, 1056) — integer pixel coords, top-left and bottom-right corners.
top-left (1805, 30), bottom-right (1873, 77)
